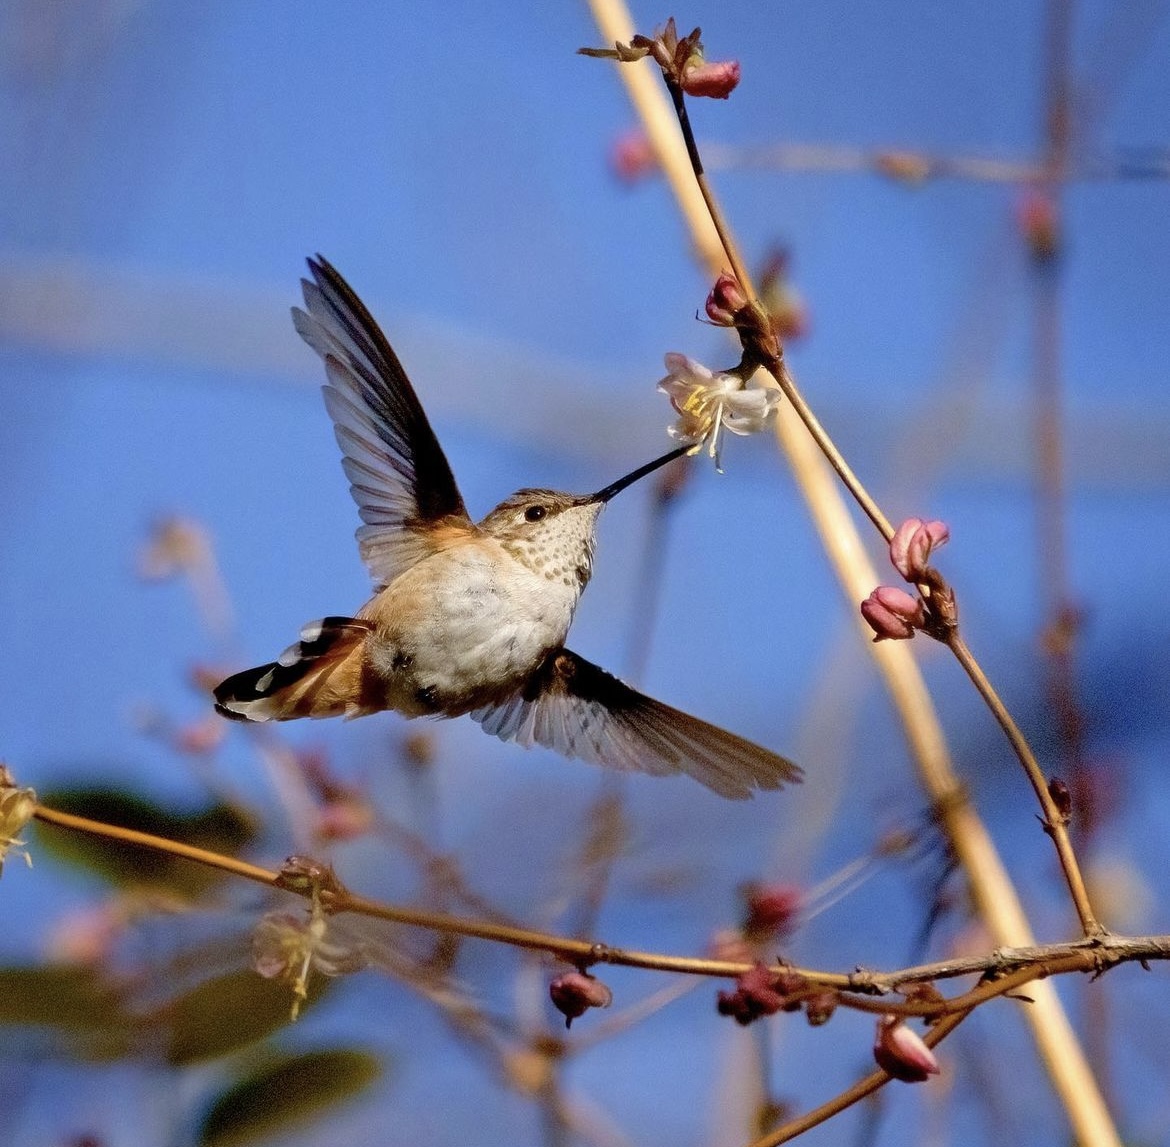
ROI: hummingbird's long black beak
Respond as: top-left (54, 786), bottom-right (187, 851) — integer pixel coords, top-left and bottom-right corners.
top-left (591, 443), bottom-right (691, 504)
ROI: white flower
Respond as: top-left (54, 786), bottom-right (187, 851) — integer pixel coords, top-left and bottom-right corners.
top-left (657, 353), bottom-right (780, 471)
top-left (0, 766), bottom-right (36, 875)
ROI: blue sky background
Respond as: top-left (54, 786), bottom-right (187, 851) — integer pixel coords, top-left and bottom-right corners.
top-left (2, 3), bottom-right (1169, 1145)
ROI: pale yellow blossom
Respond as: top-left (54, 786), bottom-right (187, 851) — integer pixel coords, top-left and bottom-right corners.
top-left (0, 765), bottom-right (36, 875)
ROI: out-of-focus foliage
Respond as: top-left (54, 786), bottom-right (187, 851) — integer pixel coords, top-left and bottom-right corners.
top-left (34, 786), bottom-right (256, 895)
top-left (198, 1048), bottom-right (384, 1147)
top-left (0, 963), bottom-right (331, 1064)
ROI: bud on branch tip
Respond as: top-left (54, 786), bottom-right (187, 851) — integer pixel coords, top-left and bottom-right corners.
top-left (705, 272), bottom-right (750, 327)
top-left (580, 19), bottom-right (740, 99)
top-left (873, 1015), bottom-right (940, 1082)
top-left (889, 518), bottom-right (949, 582)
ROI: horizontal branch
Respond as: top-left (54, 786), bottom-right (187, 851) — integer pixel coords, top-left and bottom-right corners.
top-left (30, 803), bottom-right (1166, 1011)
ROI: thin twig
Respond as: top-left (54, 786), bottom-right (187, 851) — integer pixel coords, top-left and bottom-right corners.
top-left (701, 142), bottom-right (1170, 184)
top-left (749, 1010), bottom-right (972, 1147)
top-left (32, 804), bottom-right (279, 888)
top-left (944, 634), bottom-right (1100, 935)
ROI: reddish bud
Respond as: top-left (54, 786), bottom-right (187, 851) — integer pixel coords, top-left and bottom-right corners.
top-left (901, 981), bottom-right (946, 1007)
top-left (550, 971), bottom-right (613, 1028)
top-left (401, 730), bottom-right (436, 768)
top-left (1048, 776), bottom-right (1073, 820)
top-left (717, 964), bottom-right (805, 1026)
top-left (874, 151), bottom-right (933, 184)
top-left (804, 991), bottom-right (838, 1027)
top-left (610, 130), bottom-right (658, 183)
top-left (758, 248), bottom-right (809, 342)
top-left (1017, 189), bottom-right (1061, 264)
top-left (174, 715), bottom-right (225, 755)
top-left (861, 586), bottom-right (925, 641)
top-left (873, 1015), bottom-right (940, 1082)
top-left (889, 518), bottom-right (950, 581)
top-left (705, 272), bottom-right (750, 326)
top-left (681, 58), bottom-right (741, 99)
top-left (46, 903), bottom-right (126, 966)
top-left (741, 881), bottom-right (801, 941)
top-left (314, 798), bottom-right (374, 842)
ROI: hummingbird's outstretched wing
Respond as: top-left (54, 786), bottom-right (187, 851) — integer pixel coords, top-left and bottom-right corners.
top-left (471, 649), bottom-right (802, 800)
top-left (293, 256), bottom-right (474, 588)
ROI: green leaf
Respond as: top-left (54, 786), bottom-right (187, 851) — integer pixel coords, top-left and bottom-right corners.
top-left (0, 963), bottom-right (333, 1066)
top-left (199, 1049), bottom-right (383, 1147)
top-left (163, 969), bottom-right (330, 1066)
top-left (35, 786), bottom-right (257, 895)
top-left (0, 965), bottom-right (138, 1060)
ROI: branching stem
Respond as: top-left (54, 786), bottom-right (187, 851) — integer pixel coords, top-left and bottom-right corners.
top-left (30, 803), bottom-right (1152, 999)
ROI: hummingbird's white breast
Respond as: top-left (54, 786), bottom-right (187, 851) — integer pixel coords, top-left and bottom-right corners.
top-left (362, 536), bottom-right (587, 717)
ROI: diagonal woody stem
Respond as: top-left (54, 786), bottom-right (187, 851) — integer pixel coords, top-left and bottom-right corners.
top-left (581, 2), bottom-right (1116, 1144)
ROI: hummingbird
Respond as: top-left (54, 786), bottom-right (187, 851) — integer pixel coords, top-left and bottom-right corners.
top-left (213, 256), bottom-right (801, 799)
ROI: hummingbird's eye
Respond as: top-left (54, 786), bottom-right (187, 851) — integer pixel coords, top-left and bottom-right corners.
top-left (524, 505), bottom-right (547, 523)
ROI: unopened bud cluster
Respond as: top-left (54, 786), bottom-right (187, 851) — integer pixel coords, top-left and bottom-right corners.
top-left (716, 963), bottom-right (835, 1028)
top-left (581, 18), bottom-right (741, 100)
top-left (861, 517), bottom-right (956, 642)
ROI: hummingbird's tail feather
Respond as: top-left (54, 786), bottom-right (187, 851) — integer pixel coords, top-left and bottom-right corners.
top-left (472, 649), bottom-right (803, 800)
top-left (213, 617), bottom-right (374, 722)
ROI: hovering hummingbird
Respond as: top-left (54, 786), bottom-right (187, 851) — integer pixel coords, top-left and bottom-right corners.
top-left (214, 257), bottom-right (801, 799)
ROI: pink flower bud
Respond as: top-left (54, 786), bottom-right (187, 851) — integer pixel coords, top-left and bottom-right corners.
top-left (610, 130), bottom-right (658, 183)
top-left (889, 518), bottom-right (950, 581)
top-left (680, 58), bottom-right (741, 99)
top-left (705, 272), bottom-right (749, 326)
top-left (174, 715), bottom-right (225, 755)
top-left (873, 1016), bottom-right (940, 1082)
top-left (550, 971), bottom-right (613, 1028)
top-left (46, 904), bottom-right (125, 966)
top-left (314, 798), bottom-right (374, 842)
top-left (741, 881), bottom-right (801, 941)
top-left (861, 586), bottom-right (925, 641)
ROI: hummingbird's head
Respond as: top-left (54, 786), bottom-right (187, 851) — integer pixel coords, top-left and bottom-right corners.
top-left (479, 445), bottom-right (690, 588)
top-left (480, 490), bottom-right (604, 588)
